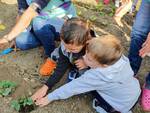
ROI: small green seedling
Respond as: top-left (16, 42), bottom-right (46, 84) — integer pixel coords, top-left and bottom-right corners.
top-left (0, 24), bottom-right (6, 31)
top-left (0, 81), bottom-right (17, 96)
top-left (99, 12), bottom-right (105, 16)
top-left (77, 11), bottom-right (82, 16)
top-left (90, 16), bottom-right (97, 22)
top-left (11, 97), bottom-right (34, 112)
top-left (95, 2), bottom-right (104, 11)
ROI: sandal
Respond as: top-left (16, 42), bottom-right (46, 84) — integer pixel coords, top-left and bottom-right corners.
top-left (141, 84), bottom-right (150, 111)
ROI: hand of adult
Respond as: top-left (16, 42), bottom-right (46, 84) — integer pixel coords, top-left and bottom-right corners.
top-left (0, 35), bottom-right (17, 51)
top-left (0, 35), bottom-right (10, 50)
top-left (139, 32), bottom-right (150, 58)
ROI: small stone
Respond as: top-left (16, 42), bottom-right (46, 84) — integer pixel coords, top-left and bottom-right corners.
top-left (30, 79), bottom-right (35, 82)
top-left (23, 77), bottom-right (29, 81)
top-left (28, 91), bottom-right (32, 96)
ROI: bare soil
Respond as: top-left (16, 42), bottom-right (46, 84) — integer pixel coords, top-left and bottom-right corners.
top-left (0, 0), bottom-right (149, 113)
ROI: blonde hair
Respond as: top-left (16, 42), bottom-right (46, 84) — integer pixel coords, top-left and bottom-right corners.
top-left (86, 35), bottom-right (123, 65)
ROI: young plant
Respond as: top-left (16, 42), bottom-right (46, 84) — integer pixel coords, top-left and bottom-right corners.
top-left (90, 15), bottom-right (97, 22)
top-left (11, 96), bottom-right (35, 112)
top-left (0, 81), bottom-right (17, 96)
top-left (95, 2), bottom-right (104, 11)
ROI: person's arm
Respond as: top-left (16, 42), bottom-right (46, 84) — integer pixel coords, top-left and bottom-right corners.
top-left (0, 5), bottom-right (37, 49)
top-left (6, 5), bottom-right (38, 41)
top-left (45, 47), bottom-right (72, 88)
top-left (35, 69), bottom-right (105, 107)
top-left (139, 32), bottom-right (150, 57)
top-left (114, 0), bottom-right (132, 27)
top-left (0, 0), bottom-right (49, 49)
top-left (31, 47), bottom-right (72, 102)
top-left (9, 0), bottom-right (50, 40)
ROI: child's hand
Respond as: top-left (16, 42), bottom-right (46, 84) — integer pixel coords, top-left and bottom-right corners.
top-left (31, 85), bottom-right (49, 102)
top-left (75, 59), bottom-right (88, 70)
top-left (35, 96), bottom-right (51, 107)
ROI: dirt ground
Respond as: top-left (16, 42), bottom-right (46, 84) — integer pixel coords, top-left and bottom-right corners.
top-left (0, 0), bottom-right (150, 113)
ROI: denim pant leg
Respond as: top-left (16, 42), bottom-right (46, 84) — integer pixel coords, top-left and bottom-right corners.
top-left (32, 17), bottom-right (60, 57)
top-left (128, 0), bottom-right (150, 75)
top-left (17, 0), bottom-right (28, 14)
top-left (15, 29), bottom-right (41, 50)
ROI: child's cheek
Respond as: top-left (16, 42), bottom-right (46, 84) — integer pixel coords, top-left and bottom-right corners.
top-left (84, 58), bottom-right (92, 68)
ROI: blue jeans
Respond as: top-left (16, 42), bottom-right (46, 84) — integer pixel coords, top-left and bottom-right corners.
top-left (15, 18), bottom-right (60, 57)
top-left (128, 0), bottom-right (150, 87)
top-left (17, 0), bottom-right (29, 14)
top-left (16, 0), bottom-right (60, 57)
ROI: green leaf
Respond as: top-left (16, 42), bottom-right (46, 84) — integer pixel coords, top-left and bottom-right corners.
top-left (95, 2), bottom-right (103, 11)
top-left (0, 89), bottom-right (3, 95)
top-left (22, 97), bottom-right (33, 106)
top-left (0, 24), bottom-right (6, 30)
top-left (0, 81), bottom-right (17, 96)
top-left (0, 81), bottom-right (16, 88)
top-left (2, 88), bottom-right (11, 96)
top-left (11, 100), bottom-right (20, 111)
top-left (23, 99), bottom-right (28, 106)
top-left (90, 16), bottom-right (97, 22)
top-left (26, 98), bottom-right (33, 105)
top-left (109, 13), bottom-right (114, 17)
top-left (11, 97), bottom-right (33, 111)
top-left (19, 98), bottom-right (24, 104)
top-left (99, 12), bottom-right (105, 16)
top-left (77, 11), bottom-right (82, 16)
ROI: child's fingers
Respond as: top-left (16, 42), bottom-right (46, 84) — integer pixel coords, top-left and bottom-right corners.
top-left (31, 96), bottom-right (38, 102)
top-left (76, 64), bottom-right (81, 69)
top-left (31, 93), bottom-right (43, 102)
top-left (31, 95), bottom-right (38, 101)
top-left (35, 97), bottom-right (50, 107)
top-left (35, 99), bottom-right (42, 106)
top-left (75, 61), bottom-right (81, 67)
top-left (76, 62), bottom-right (83, 68)
top-left (74, 59), bottom-right (81, 64)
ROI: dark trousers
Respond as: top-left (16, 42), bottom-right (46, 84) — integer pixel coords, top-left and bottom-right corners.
top-left (91, 91), bottom-right (120, 113)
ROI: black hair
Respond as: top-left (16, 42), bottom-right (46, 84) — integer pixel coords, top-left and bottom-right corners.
top-left (60, 17), bottom-right (91, 46)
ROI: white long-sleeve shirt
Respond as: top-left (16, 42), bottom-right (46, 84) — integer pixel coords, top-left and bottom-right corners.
top-left (47, 55), bottom-right (141, 113)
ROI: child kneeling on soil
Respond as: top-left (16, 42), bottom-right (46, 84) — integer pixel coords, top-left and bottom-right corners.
top-left (32, 35), bottom-right (141, 113)
top-left (32, 17), bottom-right (94, 101)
